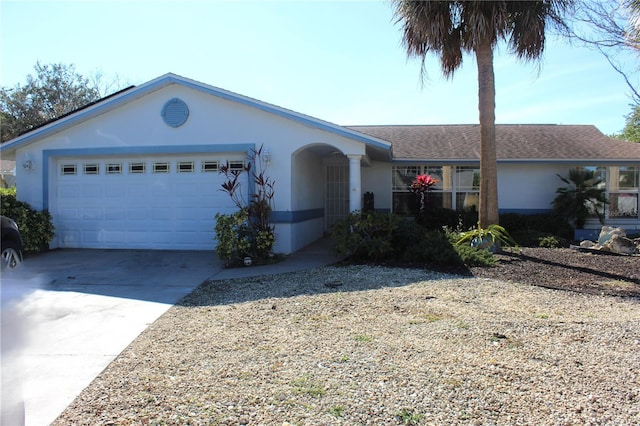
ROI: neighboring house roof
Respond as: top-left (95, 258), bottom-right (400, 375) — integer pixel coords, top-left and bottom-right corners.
top-left (348, 124), bottom-right (640, 163)
top-left (0, 73), bottom-right (392, 158)
top-left (0, 160), bottom-right (16, 173)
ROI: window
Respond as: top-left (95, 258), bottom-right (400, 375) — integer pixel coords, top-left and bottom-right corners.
top-left (178, 161), bottom-right (194, 173)
top-left (129, 162), bottom-right (146, 174)
top-left (391, 165), bottom-right (453, 214)
top-left (581, 166), bottom-right (607, 219)
top-left (153, 162), bottom-right (170, 173)
top-left (229, 160), bottom-right (245, 171)
top-left (84, 164), bottom-right (99, 175)
top-left (107, 163), bottom-right (122, 174)
top-left (455, 166), bottom-right (480, 212)
top-left (392, 166), bottom-right (420, 191)
top-left (61, 164), bottom-right (77, 175)
top-left (202, 161), bottom-right (219, 172)
top-left (608, 166), bottom-right (639, 219)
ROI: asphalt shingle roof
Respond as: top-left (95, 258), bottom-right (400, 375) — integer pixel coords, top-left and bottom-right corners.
top-left (347, 124), bottom-right (640, 162)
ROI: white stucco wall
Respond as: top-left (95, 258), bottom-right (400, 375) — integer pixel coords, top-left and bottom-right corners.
top-left (290, 148), bottom-right (325, 211)
top-left (362, 161), bottom-right (392, 211)
top-left (497, 163), bottom-right (573, 212)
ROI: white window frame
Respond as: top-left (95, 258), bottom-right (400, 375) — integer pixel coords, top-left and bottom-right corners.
top-left (153, 162), bottom-right (170, 174)
top-left (83, 163), bottom-right (100, 175)
top-left (61, 164), bottom-right (77, 175)
top-left (202, 161), bottom-right (219, 172)
top-left (106, 163), bottom-right (122, 174)
top-left (178, 161), bottom-right (195, 173)
top-left (129, 162), bottom-right (146, 174)
top-left (228, 160), bottom-right (245, 171)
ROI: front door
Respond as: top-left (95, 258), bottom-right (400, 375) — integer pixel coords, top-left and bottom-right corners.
top-left (325, 163), bottom-right (349, 230)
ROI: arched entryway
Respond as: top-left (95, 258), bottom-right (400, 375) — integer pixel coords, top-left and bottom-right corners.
top-left (289, 144), bottom-right (363, 250)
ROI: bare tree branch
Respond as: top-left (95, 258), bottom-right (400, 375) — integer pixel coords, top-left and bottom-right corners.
top-left (563, 0), bottom-right (640, 102)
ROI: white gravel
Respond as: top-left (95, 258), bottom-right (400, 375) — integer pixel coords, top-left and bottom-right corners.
top-left (54, 266), bottom-right (640, 425)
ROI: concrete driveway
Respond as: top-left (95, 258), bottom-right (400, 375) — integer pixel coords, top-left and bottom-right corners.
top-left (1, 249), bottom-right (220, 426)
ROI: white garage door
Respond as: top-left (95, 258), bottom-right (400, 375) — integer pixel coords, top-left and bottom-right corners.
top-left (52, 155), bottom-right (247, 250)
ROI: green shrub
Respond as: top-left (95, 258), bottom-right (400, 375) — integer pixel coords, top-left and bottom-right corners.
top-left (415, 206), bottom-right (478, 232)
top-left (400, 231), bottom-right (463, 266)
top-left (500, 213), bottom-right (572, 246)
top-left (392, 219), bottom-right (427, 254)
top-left (332, 211), bottom-right (402, 261)
top-left (0, 188), bottom-right (55, 253)
top-left (453, 244), bottom-right (497, 267)
top-left (332, 212), bottom-right (501, 268)
top-left (415, 206), bottom-right (459, 231)
top-left (214, 209), bottom-right (251, 264)
top-left (538, 235), bottom-right (560, 248)
top-left (216, 145), bottom-right (276, 264)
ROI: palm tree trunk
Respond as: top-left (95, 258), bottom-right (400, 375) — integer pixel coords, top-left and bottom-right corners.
top-left (475, 40), bottom-right (500, 228)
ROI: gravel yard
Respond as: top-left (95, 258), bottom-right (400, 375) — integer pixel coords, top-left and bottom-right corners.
top-left (54, 249), bottom-right (640, 425)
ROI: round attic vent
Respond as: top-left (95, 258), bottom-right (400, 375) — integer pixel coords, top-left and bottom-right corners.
top-left (161, 98), bottom-right (189, 127)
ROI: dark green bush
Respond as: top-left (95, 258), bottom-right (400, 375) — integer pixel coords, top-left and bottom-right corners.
top-left (538, 235), bottom-right (561, 248)
top-left (333, 212), bottom-right (497, 268)
top-left (415, 206), bottom-right (458, 231)
top-left (500, 213), bottom-right (572, 245)
top-left (415, 206), bottom-right (478, 232)
top-left (332, 211), bottom-right (402, 261)
top-left (453, 244), bottom-right (497, 267)
top-left (0, 188), bottom-right (55, 253)
top-left (391, 219), bottom-right (426, 254)
top-left (400, 231), bottom-right (463, 266)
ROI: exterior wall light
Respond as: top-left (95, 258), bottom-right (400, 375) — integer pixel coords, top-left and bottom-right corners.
top-left (22, 153), bottom-right (34, 171)
top-left (262, 150), bottom-right (272, 166)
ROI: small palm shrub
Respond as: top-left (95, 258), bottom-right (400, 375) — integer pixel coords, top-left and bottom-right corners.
top-left (552, 168), bottom-right (608, 229)
top-left (456, 223), bottom-right (518, 252)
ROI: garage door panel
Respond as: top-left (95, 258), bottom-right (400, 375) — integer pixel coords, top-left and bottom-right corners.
top-left (81, 230), bottom-right (102, 244)
top-left (81, 208), bottom-right (102, 221)
top-left (81, 184), bottom-right (103, 198)
top-left (53, 156), bottom-right (245, 250)
top-left (105, 184), bottom-right (126, 198)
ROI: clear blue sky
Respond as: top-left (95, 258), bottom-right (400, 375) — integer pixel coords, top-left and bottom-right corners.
top-left (1, 0), bottom-right (637, 135)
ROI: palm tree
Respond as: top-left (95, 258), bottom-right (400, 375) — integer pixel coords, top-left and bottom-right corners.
top-left (392, 0), bottom-right (571, 228)
top-left (552, 168), bottom-right (608, 229)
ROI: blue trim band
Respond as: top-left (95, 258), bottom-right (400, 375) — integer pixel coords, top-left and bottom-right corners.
top-left (271, 209), bottom-right (324, 223)
top-left (42, 144), bottom-right (254, 210)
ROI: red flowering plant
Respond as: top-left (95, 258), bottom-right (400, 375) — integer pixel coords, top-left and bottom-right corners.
top-left (410, 174), bottom-right (440, 213)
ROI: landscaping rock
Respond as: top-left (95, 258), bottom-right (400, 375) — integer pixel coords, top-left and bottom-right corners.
top-left (597, 226), bottom-right (626, 246)
top-left (579, 240), bottom-right (596, 249)
top-left (580, 226), bottom-right (638, 255)
top-left (601, 234), bottom-right (638, 255)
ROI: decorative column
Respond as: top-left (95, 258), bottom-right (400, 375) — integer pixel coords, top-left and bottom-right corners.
top-left (347, 155), bottom-right (362, 212)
